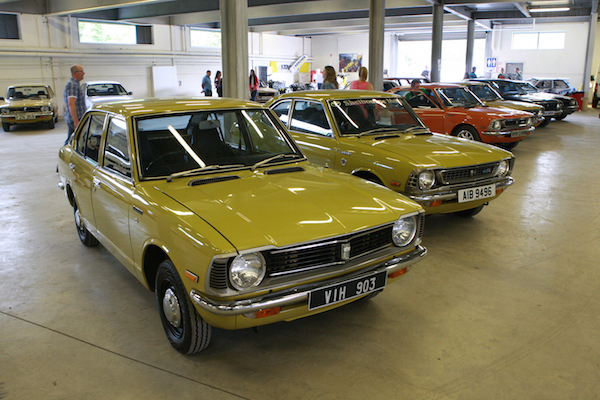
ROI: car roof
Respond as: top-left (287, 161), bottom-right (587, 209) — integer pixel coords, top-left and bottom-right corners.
top-left (8, 84), bottom-right (51, 88)
top-left (92, 97), bottom-right (264, 118)
top-left (275, 90), bottom-right (400, 101)
top-left (85, 81), bottom-right (124, 86)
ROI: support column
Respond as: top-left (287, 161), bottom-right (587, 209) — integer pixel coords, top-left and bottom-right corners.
top-left (220, 0), bottom-right (248, 100)
top-left (430, 0), bottom-right (443, 82)
top-left (465, 18), bottom-right (475, 77)
top-left (583, 2), bottom-right (598, 107)
top-left (368, 0), bottom-right (385, 91)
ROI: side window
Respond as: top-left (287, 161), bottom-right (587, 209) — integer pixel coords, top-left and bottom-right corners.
top-left (103, 118), bottom-right (131, 178)
top-left (290, 101), bottom-right (332, 136)
top-left (271, 101), bottom-right (291, 125)
top-left (540, 81), bottom-right (551, 89)
top-left (75, 116), bottom-right (92, 155)
top-left (74, 113), bottom-right (105, 163)
top-left (554, 80), bottom-right (568, 89)
top-left (86, 114), bottom-right (105, 163)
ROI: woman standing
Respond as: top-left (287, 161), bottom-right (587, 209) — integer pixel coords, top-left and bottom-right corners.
top-left (349, 67), bottom-right (373, 90)
top-left (214, 71), bottom-right (223, 97)
top-left (249, 70), bottom-right (259, 101)
top-left (322, 66), bottom-right (339, 89)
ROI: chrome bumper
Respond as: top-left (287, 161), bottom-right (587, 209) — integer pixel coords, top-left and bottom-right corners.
top-left (409, 177), bottom-right (514, 203)
top-left (189, 245), bottom-right (427, 316)
top-left (481, 127), bottom-right (534, 137)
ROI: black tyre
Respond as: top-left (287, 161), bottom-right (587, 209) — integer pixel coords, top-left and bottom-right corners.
top-left (454, 205), bottom-right (484, 218)
top-left (156, 259), bottom-right (211, 354)
top-left (48, 117), bottom-right (55, 129)
top-left (2, 122), bottom-right (10, 132)
top-left (538, 117), bottom-right (550, 127)
top-left (74, 205), bottom-right (99, 247)
top-left (499, 141), bottom-right (519, 150)
top-left (554, 113), bottom-right (567, 121)
top-left (454, 125), bottom-right (481, 141)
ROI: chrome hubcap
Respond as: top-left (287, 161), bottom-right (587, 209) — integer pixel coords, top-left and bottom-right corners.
top-left (162, 288), bottom-right (181, 328)
top-left (457, 130), bottom-right (474, 140)
top-left (75, 209), bottom-right (82, 229)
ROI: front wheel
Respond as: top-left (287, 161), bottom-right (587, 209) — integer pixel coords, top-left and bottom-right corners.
top-left (554, 113), bottom-right (567, 121)
top-left (2, 122), bottom-right (10, 132)
top-left (156, 259), bottom-right (211, 354)
top-left (74, 206), bottom-right (99, 247)
top-left (454, 126), bottom-right (481, 141)
top-left (538, 118), bottom-right (551, 127)
top-left (499, 141), bottom-right (519, 150)
top-left (48, 117), bottom-right (55, 129)
top-left (454, 205), bottom-right (484, 218)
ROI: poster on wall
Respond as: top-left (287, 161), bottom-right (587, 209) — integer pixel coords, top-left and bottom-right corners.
top-left (339, 54), bottom-right (362, 73)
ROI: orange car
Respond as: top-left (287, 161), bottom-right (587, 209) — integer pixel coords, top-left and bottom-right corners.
top-left (389, 83), bottom-right (535, 149)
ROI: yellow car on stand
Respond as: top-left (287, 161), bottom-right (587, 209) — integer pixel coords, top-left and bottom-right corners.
top-left (0, 84), bottom-right (59, 131)
top-left (57, 98), bottom-right (426, 354)
top-left (267, 90), bottom-right (515, 217)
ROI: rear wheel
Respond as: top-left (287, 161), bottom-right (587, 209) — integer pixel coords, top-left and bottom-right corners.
top-left (74, 205), bottom-right (99, 247)
top-left (454, 205), bottom-right (484, 218)
top-left (2, 122), bottom-right (10, 132)
top-left (156, 259), bottom-right (211, 354)
top-left (454, 126), bottom-right (481, 141)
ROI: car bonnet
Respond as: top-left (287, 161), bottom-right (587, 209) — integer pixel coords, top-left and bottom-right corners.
top-left (152, 165), bottom-right (422, 251)
top-left (357, 133), bottom-right (511, 168)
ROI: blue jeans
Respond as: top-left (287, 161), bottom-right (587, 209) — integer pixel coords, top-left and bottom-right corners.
top-left (65, 121), bottom-right (75, 145)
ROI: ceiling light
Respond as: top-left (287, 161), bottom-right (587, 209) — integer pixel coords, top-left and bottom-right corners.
top-left (529, 7), bottom-right (570, 12)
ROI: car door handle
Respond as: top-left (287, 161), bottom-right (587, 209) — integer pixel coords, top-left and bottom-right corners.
top-left (132, 206), bottom-right (143, 215)
top-left (69, 163), bottom-right (76, 171)
top-left (92, 178), bottom-right (101, 190)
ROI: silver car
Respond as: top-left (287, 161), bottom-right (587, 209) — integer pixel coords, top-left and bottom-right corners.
top-left (83, 81), bottom-right (133, 109)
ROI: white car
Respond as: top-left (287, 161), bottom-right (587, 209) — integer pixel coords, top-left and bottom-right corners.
top-left (256, 80), bottom-right (279, 103)
top-left (82, 81), bottom-right (133, 109)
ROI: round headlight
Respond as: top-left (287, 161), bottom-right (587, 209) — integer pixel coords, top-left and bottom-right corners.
top-left (0, 108), bottom-right (8, 114)
top-left (229, 253), bottom-right (266, 290)
top-left (497, 160), bottom-right (510, 176)
top-left (41, 106), bottom-right (50, 112)
top-left (392, 216), bottom-right (417, 247)
top-left (489, 120), bottom-right (502, 131)
top-left (418, 170), bottom-right (435, 190)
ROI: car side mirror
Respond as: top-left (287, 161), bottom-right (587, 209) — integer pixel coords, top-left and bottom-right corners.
top-left (128, 92), bottom-right (133, 95)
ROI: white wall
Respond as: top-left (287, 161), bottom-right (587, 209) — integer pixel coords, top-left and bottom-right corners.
top-left (0, 14), bottom-right (312, 115)
top-left (490, 21), bottom-right (591, 90)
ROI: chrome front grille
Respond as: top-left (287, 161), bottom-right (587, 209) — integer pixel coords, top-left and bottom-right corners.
top-left (208, 216), bottom-right (424, 290)
top-left (504, 118), bottom-right (530, 128)
top-left (440, 163), bottom-right (498, 185)
top-left (8, 106), bottom-right (42, 113)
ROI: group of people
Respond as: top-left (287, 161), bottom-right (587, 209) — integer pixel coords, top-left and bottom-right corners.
top-left (61, 62), bottom-right (377, 144)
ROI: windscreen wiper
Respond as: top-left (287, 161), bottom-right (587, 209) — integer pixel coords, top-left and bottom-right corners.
top-left (251, 153), bottom-right (303, 170)
top-left (167, 164), bottom-right (245, 182)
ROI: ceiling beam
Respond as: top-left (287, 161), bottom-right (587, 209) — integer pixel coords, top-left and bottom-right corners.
top-left (514, 2), bottom-right (531, 17)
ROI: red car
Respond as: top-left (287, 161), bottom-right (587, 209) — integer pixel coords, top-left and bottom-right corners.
top-left (389, 83), bottom-right (535, 149)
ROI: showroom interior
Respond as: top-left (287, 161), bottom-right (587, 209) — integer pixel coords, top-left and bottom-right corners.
top-left (1, 0), bottom-right (600, 399)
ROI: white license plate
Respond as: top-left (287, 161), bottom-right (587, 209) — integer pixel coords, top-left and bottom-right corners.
top-left (308, 270), bottom-right (387, 310)
top-left (510, 130), bottom-right (528, 138)
top-left (458, 184), bottom-right (496, 203)
top-left (16, 114), bottom-right (36, 120)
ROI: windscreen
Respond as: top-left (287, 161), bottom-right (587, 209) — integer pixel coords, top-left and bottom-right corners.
top-left (467, 85), bottom-right (501, 101)
top-left (435, 88), bottom-right (482, 108)
top-left (327, 97), bottom-right (424, 136)
top-left (135, 109), bottom-right (301, 179)
top-left (8, 86), bottom-right (49, 100)
top-left (87, 84), bottom-right (128, 96)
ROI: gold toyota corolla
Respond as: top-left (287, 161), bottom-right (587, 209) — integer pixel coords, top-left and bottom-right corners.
top-left (267, 90), bottom-right (515, 217)
top-left (58, 98), bottom-right (426, 354)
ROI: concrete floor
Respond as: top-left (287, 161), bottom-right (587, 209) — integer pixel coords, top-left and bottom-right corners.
top-left (1, 109), bottom-right (599, 400)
